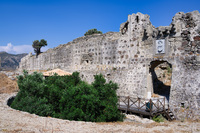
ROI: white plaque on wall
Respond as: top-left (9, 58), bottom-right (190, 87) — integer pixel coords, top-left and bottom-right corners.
top-left (156, 40), bottom-right (165, 54)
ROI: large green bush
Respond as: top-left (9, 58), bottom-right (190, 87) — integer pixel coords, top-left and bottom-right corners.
top-left (11, 71), bottom-right (124, 122)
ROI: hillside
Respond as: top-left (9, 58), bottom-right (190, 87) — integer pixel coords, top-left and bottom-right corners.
top-left (0, 52), bottom-right (27, 70)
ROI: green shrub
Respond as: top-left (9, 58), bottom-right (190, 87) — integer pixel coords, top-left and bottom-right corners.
top-left (11, 95), bottom-right (52, 116)
top-left (84, 29), bottom-right (102, 36)
top-left (167, 66), bottom-right (172, 73)
top-left (152, 114), bottom-right (166, 123)
top-left (11, 71), bottom-right (124, 122)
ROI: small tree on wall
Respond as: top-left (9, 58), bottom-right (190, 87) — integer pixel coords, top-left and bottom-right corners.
top-left (32, 39), bottom-right (47, 56)
top-left (84, 29), bottom-right (102, 36)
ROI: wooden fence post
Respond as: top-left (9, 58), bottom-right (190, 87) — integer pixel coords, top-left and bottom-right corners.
top-left (127, 96), bottom-right (130, 111)
top-left (168, 104), bottom-right (170, 114)
top-left (150, 99), bottom-right (152, 115)
top-left (138, 98), bottom-right (140, 111)
top-left (164, 97), bottom-right (165, 110)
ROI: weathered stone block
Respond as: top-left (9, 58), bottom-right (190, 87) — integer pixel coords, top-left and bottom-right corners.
top-left (182, 40), bottom-right (189, 47)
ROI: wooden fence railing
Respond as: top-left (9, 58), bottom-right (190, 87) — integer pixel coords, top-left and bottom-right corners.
top-left (117, 96), bottom-right (167, 116)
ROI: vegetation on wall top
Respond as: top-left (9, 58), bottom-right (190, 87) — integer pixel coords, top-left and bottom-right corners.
top-left (32, 39), bottom-right (47, 56)
top-left (84, 29), bottom-right (102, 36)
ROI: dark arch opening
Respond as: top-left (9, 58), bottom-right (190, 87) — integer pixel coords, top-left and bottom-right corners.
top-left (7, 96), bottom-right (15, 106)
top-left (149, 60), bottom-right (172, 101)
top-left (136, 16), bottom-right (139, 23)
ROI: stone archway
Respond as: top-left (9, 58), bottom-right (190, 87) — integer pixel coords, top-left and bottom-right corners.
top-left (149, 60), bottom-right (172, 101)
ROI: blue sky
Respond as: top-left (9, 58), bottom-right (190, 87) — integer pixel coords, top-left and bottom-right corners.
top-left (0, 0), bottom-right (199, 54)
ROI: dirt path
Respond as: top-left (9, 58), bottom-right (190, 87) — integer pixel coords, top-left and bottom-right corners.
top-left (0, 93), bottom-right (200, 133)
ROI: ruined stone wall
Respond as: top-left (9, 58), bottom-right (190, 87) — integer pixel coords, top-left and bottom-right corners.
top-left (19, 11), bottom-right (200, 119)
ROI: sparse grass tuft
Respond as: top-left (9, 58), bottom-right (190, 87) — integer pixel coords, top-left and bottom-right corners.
top-left (152, 115), bottom-right (166, 123)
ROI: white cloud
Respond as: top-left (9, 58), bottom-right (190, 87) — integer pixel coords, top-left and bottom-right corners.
top-left (0, 43), bottom-right (49, 54)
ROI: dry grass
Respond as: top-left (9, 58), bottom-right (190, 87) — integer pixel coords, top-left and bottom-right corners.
top-left (164, 129), bottom-right (174, 133)
top-left (144, 122), bottom-right (169, 128)
top-left (96, 121), bottom-right (141, 126)
top-left (153, 130), bottom-right (162, 133)
top-left (0, 73), bottom-right (18, 93)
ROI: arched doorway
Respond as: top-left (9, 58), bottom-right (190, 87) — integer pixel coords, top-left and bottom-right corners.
top-left (149, 60), bottom-right (172, 101)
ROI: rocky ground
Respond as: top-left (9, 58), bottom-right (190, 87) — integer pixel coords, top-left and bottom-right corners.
top-left (0, 71), bottom-right (19, 94)
top-left (0, 71), bottom-right (200, 133)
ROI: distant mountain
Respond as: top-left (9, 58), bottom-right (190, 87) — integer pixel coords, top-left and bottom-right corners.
top-left (0, 52), bottom-right (27, 70)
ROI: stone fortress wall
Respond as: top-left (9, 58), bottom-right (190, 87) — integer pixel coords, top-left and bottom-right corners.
top-left (19, 11), bottom-right (200, 119)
